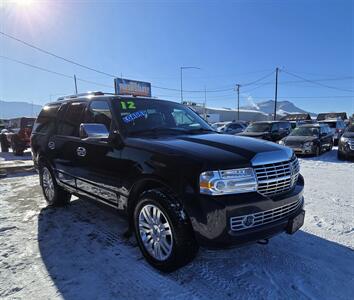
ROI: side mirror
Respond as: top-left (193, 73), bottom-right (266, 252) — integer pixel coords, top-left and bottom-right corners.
top-left (79, 123), bottom-right (110, 141)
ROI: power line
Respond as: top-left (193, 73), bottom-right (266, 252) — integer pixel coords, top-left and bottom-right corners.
top-left (155, 94), bottom-right (354, 100)
top-left (282, 69), bottom-right (354, 93)
top-left (0, 55), bottom-right (114, 89)
top-left (241, 71), bottom-right (275, 87)
top-left (0, 31), bottom-right (234, 93)
top-left (0, 31), bottom-right (117, 78)
top-left (2, 31), bottom-right (353, 95)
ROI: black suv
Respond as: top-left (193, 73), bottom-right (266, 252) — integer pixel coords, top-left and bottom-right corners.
top-left (337, 124), bottom-right (354, 160)
top-left (238, 121), bottom-right (291, 142)
top-left (31, 92), bottom-right (305, 271)
top-left (279, 124), bottom-right (334, 156)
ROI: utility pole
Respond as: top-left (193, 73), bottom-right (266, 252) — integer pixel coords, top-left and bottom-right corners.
top-left (274, 67), bottom-right (279, 120)
top-left (74, 75), bottom-right (78, 94)
top-left (236, 84), bottom-right (241, 121)
top-left (180, 66), bottom-right (201, 103)
top-left (180, 67), bottom-right (183, 103)
top-left (204, 86), bottom-right (207, 120)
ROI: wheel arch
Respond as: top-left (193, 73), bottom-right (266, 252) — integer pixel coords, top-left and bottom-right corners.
top-left (126, 176), bottom-right (181, 229)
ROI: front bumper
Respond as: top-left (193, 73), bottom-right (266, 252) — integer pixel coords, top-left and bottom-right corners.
top-left (338, 142), bottom-right (354, 157)
top-left (184, 174), bottom-right (305, 248)
top-left (286, 145), bottom-right (314, 155)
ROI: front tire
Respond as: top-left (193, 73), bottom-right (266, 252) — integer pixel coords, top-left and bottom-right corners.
top-left (337, 151), bottom-right (346, 161)
top-left (39, 164), bottom-right (71, 206)
top-left (314, 145), bottom-right (321, 156)
top-left (329, 141), bottom-right (333, 151)
top-left (133, 189), bottom-right (198, 272)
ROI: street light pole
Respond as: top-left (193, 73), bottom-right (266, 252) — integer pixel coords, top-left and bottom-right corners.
top-left (180, 66), bottom-right (201, 103)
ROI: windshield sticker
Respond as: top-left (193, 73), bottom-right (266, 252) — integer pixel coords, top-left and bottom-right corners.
top-left (122, 110), bottom-right (146, 123)
top-left (120, 101), bottom-right (136, 110)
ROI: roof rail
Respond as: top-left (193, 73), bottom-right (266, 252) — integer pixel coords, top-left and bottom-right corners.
top-left (56, 91), bottom-right (115, 101)
top-left (56, 91), bottom-right (157, 101)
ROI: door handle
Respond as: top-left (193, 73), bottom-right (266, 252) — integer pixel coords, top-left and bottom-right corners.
top-left (48, 141), bottom-right (55, 150)
top-left (77, 147), bottom-right (86, 157)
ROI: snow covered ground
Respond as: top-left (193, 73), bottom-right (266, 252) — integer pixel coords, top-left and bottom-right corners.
top-left (0, 149), bottom-right (353, 299)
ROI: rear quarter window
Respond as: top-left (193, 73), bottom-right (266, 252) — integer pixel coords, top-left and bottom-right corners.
top-left (33, 104), bottom-right (60, 134)
top-left (57, 102), bottom-right (87, 137)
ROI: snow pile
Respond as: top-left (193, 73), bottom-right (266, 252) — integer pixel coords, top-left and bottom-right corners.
top-left (0, 152), bottom-right (353, 299)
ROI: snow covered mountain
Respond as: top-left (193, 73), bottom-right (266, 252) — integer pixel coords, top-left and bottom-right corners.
top-left (240, 100), bottom-right (316, 117)
top-left (0, 100), bottom-right (42, 119)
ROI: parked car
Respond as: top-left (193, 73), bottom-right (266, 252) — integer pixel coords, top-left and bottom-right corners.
top-left (238, 121), bottom-right (291, 142)
top-left (216, 121), bottom-right (246, 134)
top-left (5, 117), bottom-right (36, 155)
top-left (31, 92), bottom-right (305, 272)
top-left (337, 124), bottom-right (354, 160)
top-left (318, 119), bottom-right (346, 145)
top-left (211, 121), bottom-right (227, 131)
top-left (279, 124), bottom-right (333, 156)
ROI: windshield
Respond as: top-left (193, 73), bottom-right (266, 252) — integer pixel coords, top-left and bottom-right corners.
top-left (290, 127), bottom-right (319, 137)
top-left (113, 98), bottom-right (213, 135)
top-left (245, 123), bottom-right (271, 133)
top-left (345, 125), bottom-right (354, 132)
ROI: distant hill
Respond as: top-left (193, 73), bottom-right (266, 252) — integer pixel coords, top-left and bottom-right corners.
top-left (240, 100), bottom-right (316, 118)
top-left (0, 100), bottom-right (42, 119)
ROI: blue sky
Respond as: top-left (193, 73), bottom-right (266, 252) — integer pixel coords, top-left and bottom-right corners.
top-left (0, 0), bottom-right (353, 114)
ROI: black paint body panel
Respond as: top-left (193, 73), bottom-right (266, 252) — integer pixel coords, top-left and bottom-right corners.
top-left (31, 95), bottom-right (305, 248)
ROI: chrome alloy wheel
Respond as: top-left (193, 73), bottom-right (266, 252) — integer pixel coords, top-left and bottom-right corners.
top-left (138, 204), bottom-right (173, 261)
top-left (42, 167), bottom-right (55, 202)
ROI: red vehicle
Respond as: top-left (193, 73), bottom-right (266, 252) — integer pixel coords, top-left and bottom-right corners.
top-left (5, 117), bottom-right (36, 155)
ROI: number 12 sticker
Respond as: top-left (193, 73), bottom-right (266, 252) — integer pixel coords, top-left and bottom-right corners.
top-left (120, 101), bottom-right (136, 109)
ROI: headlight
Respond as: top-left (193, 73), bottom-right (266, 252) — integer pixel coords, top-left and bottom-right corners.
top-left (278, 140), bottom-right (285, 145)
top-left (199, 168), bottom-right (257, 195)
top-left (340, 136), bottom-right (349, 143)
top-left (304, 141), bottom-right (313, 147)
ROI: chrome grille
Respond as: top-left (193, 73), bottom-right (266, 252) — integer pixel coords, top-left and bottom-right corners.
top-left (253, 156), bottom-right (300, 196)
top-left (349, 138), bottom-right (354, 150)
top-left (230, 197), bottom-right (303, 231)
top-left (285, 141), bottom-right (302, 148)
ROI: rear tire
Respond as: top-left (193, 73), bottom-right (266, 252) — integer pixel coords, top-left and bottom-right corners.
top-left (133, 188), bottom-right (198, 272)
top-left (39, 163), bottom-right (71, 206)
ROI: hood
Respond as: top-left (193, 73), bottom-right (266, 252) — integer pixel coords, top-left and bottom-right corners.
top-left (284, 135), bottom-right (318, 144)
top-left (126, 133), bottom-right (293, 170)
top-left (342, 132), bottom-right (354, 138)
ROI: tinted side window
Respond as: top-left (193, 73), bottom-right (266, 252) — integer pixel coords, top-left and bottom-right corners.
top-left (33, 104), bottom-right (60, 134)
top-left (271, 123), bottom-right (279, 131)
top-left (85, 100), bottom-right (112, 130)
top-left (172, 109), bottom-right (195, 126)
top-left (58, 102), bottom-right (87, 137)
top-left (279, 122), bottom-right (289, 130)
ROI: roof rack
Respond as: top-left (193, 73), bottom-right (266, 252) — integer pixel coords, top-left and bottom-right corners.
top-left (56, 91), bottom-right (117, 101)
top-left (56, 91), bottom-right (156, 101)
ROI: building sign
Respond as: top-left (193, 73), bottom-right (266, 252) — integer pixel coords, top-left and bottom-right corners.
top-left (114, 78), bottom-right (151, 97)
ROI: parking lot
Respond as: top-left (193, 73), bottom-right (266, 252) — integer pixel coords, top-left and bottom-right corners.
top-left (0, 148), bottom-right (353, 300)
